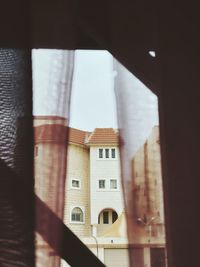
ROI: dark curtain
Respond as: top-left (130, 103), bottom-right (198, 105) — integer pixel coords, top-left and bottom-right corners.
top-left (0, 49), bottom-right (35, 267)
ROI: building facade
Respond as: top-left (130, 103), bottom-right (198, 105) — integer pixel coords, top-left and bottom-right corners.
top-left (34, 116), bottom-right (166, 267)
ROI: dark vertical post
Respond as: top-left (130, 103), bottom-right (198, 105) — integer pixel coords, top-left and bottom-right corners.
top-left (157, 4), bottom-right (200, 267)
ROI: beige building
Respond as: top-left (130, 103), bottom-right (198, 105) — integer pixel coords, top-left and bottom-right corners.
top-left (129, 126), bottom-right (166, 267)
top-left (34, 116), bottom-right (166, 267)
top-left (65, 127), bottom-right (124, 237)
top-left (34, 116), bottom-right (68, 267)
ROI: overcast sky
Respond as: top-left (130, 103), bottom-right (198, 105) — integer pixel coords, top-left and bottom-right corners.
top-left (32, 49), bottom-right (158, 134)
top-left (32, 49), bottom-right (118, 131)
top-left (69, 50), bottom-right (118, 130)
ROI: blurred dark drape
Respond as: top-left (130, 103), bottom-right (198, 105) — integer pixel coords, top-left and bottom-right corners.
top-left (0, 49), bottom-right (35, 267)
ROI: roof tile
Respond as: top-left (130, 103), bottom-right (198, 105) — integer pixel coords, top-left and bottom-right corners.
top-left (69, 128), bottom-right (88, 145)
top-left (86, 128), bottom-right (118, 145)
top-left (34, 124), bottom-right (118, 146)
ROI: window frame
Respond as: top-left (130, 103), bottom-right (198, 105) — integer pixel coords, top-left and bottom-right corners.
top-left (105, 148), bottom-right (110, 158)
top-left (98, 209), bottom-right (118, 225)
top-left (71, 178), bottom-right (81, 190)
top-left (70, 206), bottom-right (85, 224)
top-left (98, 179), bottom-right (106, 189)
top-left (97, 147), bottom-right (117, 160)
top-left (111, 148), bottom-right (116, 158)
top-left (98, 148), bottom-right (103, 158)
top-left (110, 179), bottom-right (118, 190)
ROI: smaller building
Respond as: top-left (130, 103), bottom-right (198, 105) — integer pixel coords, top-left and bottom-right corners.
top-left (129, 126), bottom-right (166, 267)
top-left (63, 127), bottom-right (124, 239)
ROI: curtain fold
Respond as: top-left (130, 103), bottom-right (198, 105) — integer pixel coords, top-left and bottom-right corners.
top-left (33, 50), bottom-right (74, 267)
top-left (114, 58), bottom-right (166, 266)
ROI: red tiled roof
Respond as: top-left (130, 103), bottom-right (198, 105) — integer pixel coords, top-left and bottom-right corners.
top-left (68, 128), bottom-right (88, 145)
top-left (34, 124), bottom-right (118, 145)
top-left (34, 125), bottom-right (88, 145)
top-left (86, 128), bottom-right (119, 145)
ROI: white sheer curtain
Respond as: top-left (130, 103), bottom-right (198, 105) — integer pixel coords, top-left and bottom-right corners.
top-left (32, 50), bottom-right (166, 267)
top-left (33, 49), bottom-right (74, 267)
top-left (114, 58), bottom-right (166, 266)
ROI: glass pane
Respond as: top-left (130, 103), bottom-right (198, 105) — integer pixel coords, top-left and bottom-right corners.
top-left (99, 180), bottom-right (105, 189)
top-left (111, 148), bottom-right (116, 158)
top-left (105, 148), bottom-right (109, 158)
top-left (112, 211), bottom-right (118, 223)
top-left (72, 208), bottom-right (83, 222)
top-left (72, 180), bottom-right (80, 188)
top-left (110, 179), bottom-right (117, 189)
top-left (103, 211), bottom-right (109, 224)
top-left (99, 148), bottom-right (103, 158)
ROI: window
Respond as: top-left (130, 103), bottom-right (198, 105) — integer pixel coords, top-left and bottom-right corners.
top-left (99, 179), bottom-right (106, 189)
top-left (111, 148), bottom-right (116, 158)
top-left (98, 148), bottom-right (117, 159)
top-left (99, 148), bottom-right (103, 158)
top-left (71, 207), bottom-right (84, 222)
top-left (98, 179), bottom-right (118, 190)
top-left (112, 211), bottom-right (118, 223)
top-left (110, 179), bottom-right (117, 189)
top-left (105, 148), bottom-right (109, 158)
top-left (35, 146), bottom-right (38, 157)
top-left (98, 209), bottom-right (118, 224)
top-left (103, 211), bottom-right (109, 224)
top-left (71, 179), bottom-right (80, 189)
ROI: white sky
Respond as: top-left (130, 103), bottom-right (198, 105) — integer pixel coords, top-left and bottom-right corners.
top-left (32, 49), bottom-right (158, 135)
top-left (32, 49), bottom-right (118, 131)
top-left (69, 50), bottom-right (118, 130)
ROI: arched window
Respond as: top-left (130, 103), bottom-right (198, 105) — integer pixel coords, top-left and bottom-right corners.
top-left (98, 209), bottom-right (118, 224)
top-left (112, 211), bottom-right (118, 223)
top-left (71, 207), bottom-right (84, 222)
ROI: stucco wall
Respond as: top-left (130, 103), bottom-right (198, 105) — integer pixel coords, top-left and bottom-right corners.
top-left (34, 141), bottom-right (67, 265)
top-left (64, 143), bottom-right (91, 237)
top-left (35, 141), bottom-right (67, 219)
